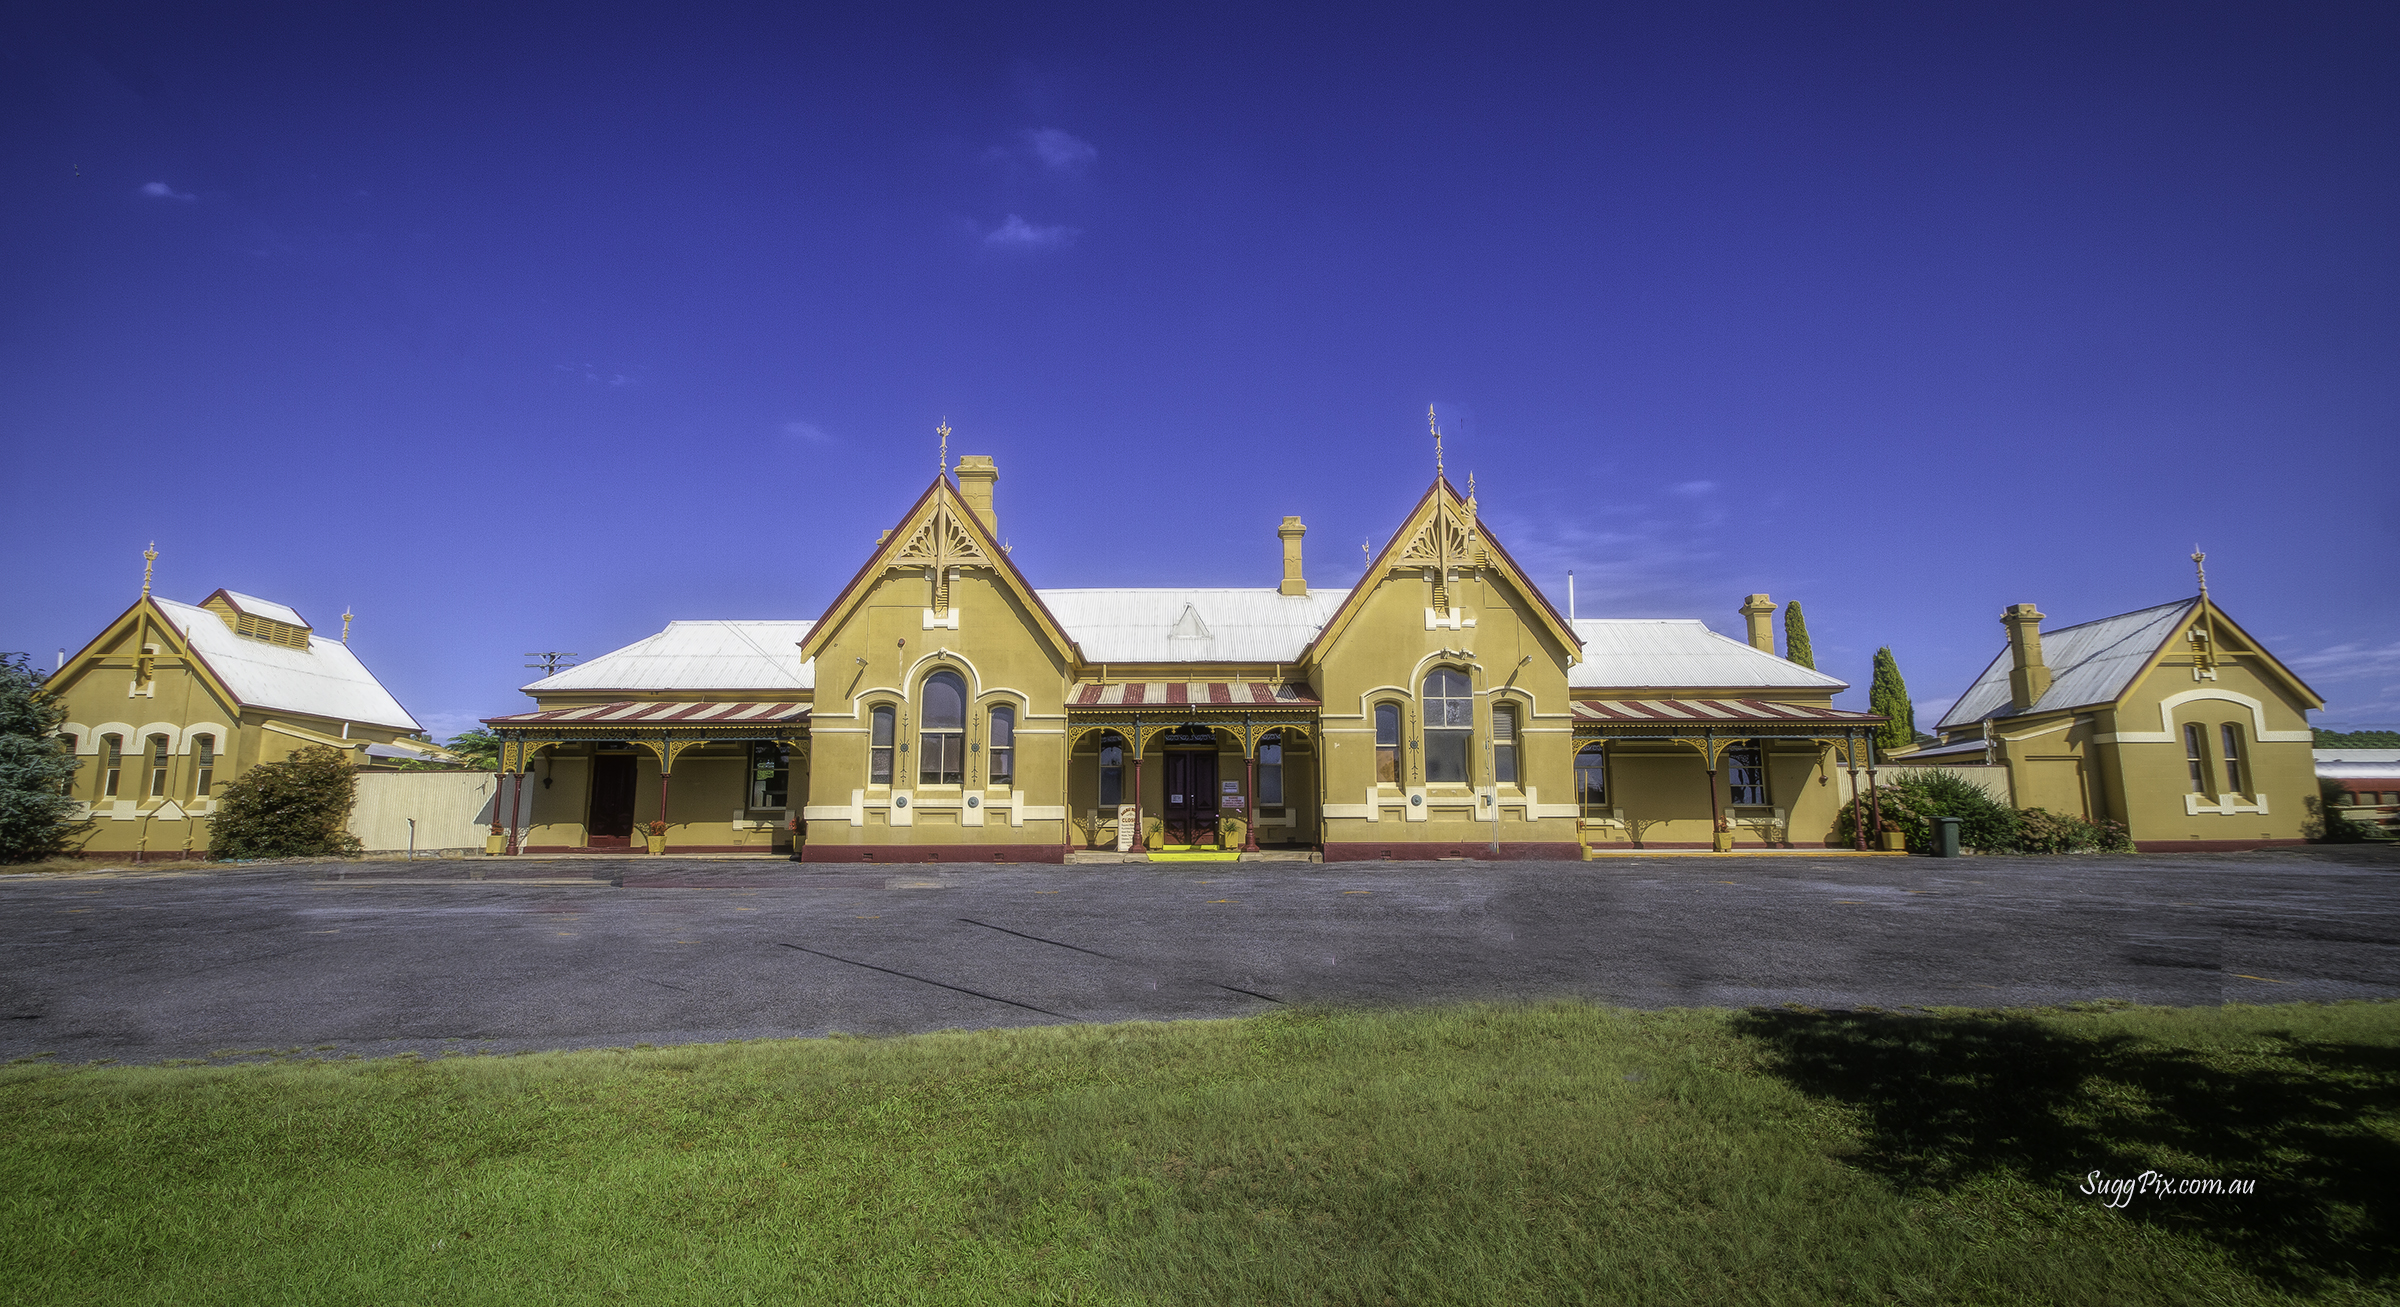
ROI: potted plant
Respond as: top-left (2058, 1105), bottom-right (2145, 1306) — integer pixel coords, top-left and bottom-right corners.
top-left (1220, 815), bottom-right (1246, 850)
top-left (644, 819), bottom-right (667, 855)
top-left (1144, 816), bottom-right (1165, 851)
top-left (1711, 816), bottom-right (1736, 853)
top-left (1879, 826), bottom-right (1908, 852)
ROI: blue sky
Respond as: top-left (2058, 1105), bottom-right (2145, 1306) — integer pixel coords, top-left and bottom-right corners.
top-left (5, 2), bottom-right (2395, 740)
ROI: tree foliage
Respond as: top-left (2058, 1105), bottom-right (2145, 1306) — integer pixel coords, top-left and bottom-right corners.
top-left (1782, 601), bottom-right (1815, 669)
top-left (2314, 728), bottom-right (2400, 748)
top-left (444, 727), bottom-right (502, 770)
top-left (207, 745), bottom-right (363, 860)
top-left (1868, 647), bottom-right (1915, 750)
top-left (0, 653), bottom-right (85, 863)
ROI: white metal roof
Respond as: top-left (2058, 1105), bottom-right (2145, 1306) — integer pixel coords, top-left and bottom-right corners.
top-left (217, 591), bottom-right (310, 628)
top-left (156, 598), bottom-right (420, 731)
top-left (2315, 749), bottom-right (2400, 765)
top-left (1936, 599), bottom-right (2194, 729)
top-left (1567, 620), bottom-right (1848, 691)
top-left (1038, 588), bottom-right (1343, 663)
top-left (522, 621), bottom-right (817, 694)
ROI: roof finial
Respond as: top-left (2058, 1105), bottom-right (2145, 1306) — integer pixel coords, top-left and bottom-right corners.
top-left (341, 606), bottom-right (354, 645)
top-left (937, 418), bottom-right (951, 482)
top-left (2191, 545), bottom-right (2208, 597)
top-left (140, 541), bottom-right (157, 598)
top-left (1429, 405), bottom-right (1443, 481)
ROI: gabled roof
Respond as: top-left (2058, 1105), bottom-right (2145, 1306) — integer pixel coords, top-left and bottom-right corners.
top-left (523, 621), bottom-right (815, 695)
top-left (153, 598), bottom-right (420, 731)
top-left (1300, 477), bottom-right (1581, 664)
top-left (1568, 620), bottom-right (1848, 692)
top-left (1936, 599), bottom-right (2195, 729)
top-left (1039, 588), bottom-right (1342, 663)
top-left (802, 476), bottom-right (1084, 665)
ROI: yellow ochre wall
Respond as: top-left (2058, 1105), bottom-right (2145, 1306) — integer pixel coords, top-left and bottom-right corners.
top-left (2092, 615), bottom-right (2317, 847)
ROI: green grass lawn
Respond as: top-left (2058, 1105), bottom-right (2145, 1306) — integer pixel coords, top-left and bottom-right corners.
top-left (4, 1001), bottom-right (2395, 1305)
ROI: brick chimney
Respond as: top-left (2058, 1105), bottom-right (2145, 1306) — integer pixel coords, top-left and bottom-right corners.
top-left (955, 455), bottom-right (998, 537)
top-left (1739, 594), bottom-right (1776, 652)
top-left (2004, 603), bottom-right (2052, 711)
top-left (1278, 517), bottom-right (1308, 596)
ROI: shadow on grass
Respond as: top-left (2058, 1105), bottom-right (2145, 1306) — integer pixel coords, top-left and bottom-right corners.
top-left (1731, 1006), bottom-right (2399, 1294)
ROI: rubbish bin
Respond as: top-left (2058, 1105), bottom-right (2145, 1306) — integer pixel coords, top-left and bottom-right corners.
top-left (1931, 815), bottom-right (1962, 859)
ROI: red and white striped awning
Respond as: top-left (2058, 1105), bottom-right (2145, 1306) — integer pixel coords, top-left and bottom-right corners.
top-left (1572, 698), bottom-right (1883, 726)
top-left (485, 701), bottom-right (809, 726)
top-left (1068, 682), bottom-right (1320, 709)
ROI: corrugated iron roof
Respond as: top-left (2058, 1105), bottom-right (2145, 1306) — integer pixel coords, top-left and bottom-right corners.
top-left (1572, 698), bottom-right (1883, 725)
top-left (522, 621), bottom-right (816, 694)
top-left (1038, 588), bottom-right (1342, 663)
top-left (1936, 599), bottom-right (2194, 729)
top-left (485, 700), bottom-right (810, 726)
top-left (1568, 620), bottom-right (1849, 691)
top-left (1067, 681), bottom-right (1321, 709)
top-left (155, 598), bottom-right (420, 731)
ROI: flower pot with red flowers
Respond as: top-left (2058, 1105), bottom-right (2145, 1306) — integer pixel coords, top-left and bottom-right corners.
top-left (644, 820), bottom-right (667, 854)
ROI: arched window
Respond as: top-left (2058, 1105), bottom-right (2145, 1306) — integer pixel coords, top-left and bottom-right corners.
top-left (1576, 744), bottom-right (1609, 815)
top-left (869, 705), bottom-right (895, 785)
top-left (102, 734), bottom-right (123, 797)
top-left (1259, 730), bottom-right (1285, 805)
top-left (2182, 723), bottom-right (2209, 794)
top-left (1375, 703), bottom-right (1401, 783)
top-left (1098, 731), bottom-right (1125, 807)
top-left (192, 734), bottom-right (216, 797)
top-left (2219, 723), bottom-right (2246, 795)
top-left (988, 705), bottom-right (1015, 786)
top-left (1727, 739), bottom-right (1768, 806)
top-left (1422, 668), bottom-right (1472, 784)
top-left (1491, 704), bottom-right (1519, 785)
top-left (919, 670), bottom-right (966, 786)
top-left (147, 734), bottom-right (172, 798)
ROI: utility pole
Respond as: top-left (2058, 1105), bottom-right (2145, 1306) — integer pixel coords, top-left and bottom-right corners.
top-left (524, 652), bottom-right (580, 676)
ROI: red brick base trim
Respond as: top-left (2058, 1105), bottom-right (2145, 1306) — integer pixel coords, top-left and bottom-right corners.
top-left (516, 844), bottom-right (785, 855)
top-left (1323, 841), bottom-right (1584, 862)
top-left (2132, 838), bottom-right (2310, 853)
top-left (801, 843), bottom-right (1067, 865)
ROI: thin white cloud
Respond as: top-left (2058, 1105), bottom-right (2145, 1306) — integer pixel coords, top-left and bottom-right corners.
top-left (1025, 128), bottom-right (1097, 173)
top-left (1670, 480), bottom-right (1717, 496)
top-left (140, 181), bottom-right (195, 201)
top-left (783, 421), bottom-right (834, 444)
top-left (984, 214), bottom-right (1081, 251)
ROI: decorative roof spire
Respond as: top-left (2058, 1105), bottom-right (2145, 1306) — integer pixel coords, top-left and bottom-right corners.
top-left (2191, 545), bottom-right (2208, 597)
top-left (342, 606), bottom-right (354, 645)
top-left (937, 418), bottom-right (951, 482)
top-left (140, 542), bottom-right (157, 598)
top-left (1429, 405), bottom-right (1443, 480)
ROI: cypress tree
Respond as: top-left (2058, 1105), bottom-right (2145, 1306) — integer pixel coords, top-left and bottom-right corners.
top-left (1869, 647), bottom-right (1916, 750)
top-left (0, 652), bottom-right (85, 863)
top-left (1782, 601), bottom-right (1815, 669)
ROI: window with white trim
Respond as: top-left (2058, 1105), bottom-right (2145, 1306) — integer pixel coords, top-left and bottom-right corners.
top-left (1098, 732), bottom-right (1125, 807)
top-left (147, 734), bottom-right (171, 798)
top-left (749, 741), bottom-right (789, 809)
top-left (1259, 731), bottom-right (1284, 804)
top-left (2219, 723), bottom-right (2245, 795)
top-left (102, 734), bottom-right (122, 798)
top-left (919, 671), bottom-right (965, 786)
top-left (192, 734), bottom-right (215, 797)
top-left (2183, 723), bottom-right (2209, 793)
top-left (1374, 703), bottom-right (1401, 783)
top-left (1422, 668), bottom-right (1472, 784)
top-left (987, 706), bottom-right (1015, 786)
top-left (1576, 743), bottom-right (1609, 815)
top-left (869, 705), bottom-right (895, 786)
top-left (1491, 704), bottom-right (1518, 785)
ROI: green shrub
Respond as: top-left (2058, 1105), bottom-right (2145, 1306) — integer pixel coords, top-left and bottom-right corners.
top-left (2312, 776), bottom-right (2376, 843)
top-left (2015, 806), bottom-right (2131, 854)
top-left (206, 745), bottom-right (363, 860)
top-left (1833, 768), bottom-right (2019, 852)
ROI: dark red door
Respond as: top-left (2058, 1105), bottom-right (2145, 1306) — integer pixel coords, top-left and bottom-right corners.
top-left (1163, 752), bottom-right (1219, 846)
top-left (587, 754), bottom-right (636, 847)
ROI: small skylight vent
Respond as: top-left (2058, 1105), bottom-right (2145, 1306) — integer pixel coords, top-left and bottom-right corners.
top-left (201, 591), bottom-right (314, 649)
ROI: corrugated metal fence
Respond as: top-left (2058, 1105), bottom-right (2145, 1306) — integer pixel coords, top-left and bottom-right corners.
top-left (349, 772), bottom-right (529, 854)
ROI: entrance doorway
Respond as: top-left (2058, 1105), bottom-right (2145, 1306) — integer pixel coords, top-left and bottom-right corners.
top-left (1163, 751), bottom-right (1220, 846)
top-left (588, 754), bottom-right (637, 848)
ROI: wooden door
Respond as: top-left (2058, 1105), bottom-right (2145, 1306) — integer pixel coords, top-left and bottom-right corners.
top-left (588, 754), bottom-right (637, 846)
top-left (1164, 752), bottom-right (1220, 846)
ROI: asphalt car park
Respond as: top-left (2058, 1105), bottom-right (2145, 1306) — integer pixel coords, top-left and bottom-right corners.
top-left (3, 846), bottom-right (2394, 1064)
